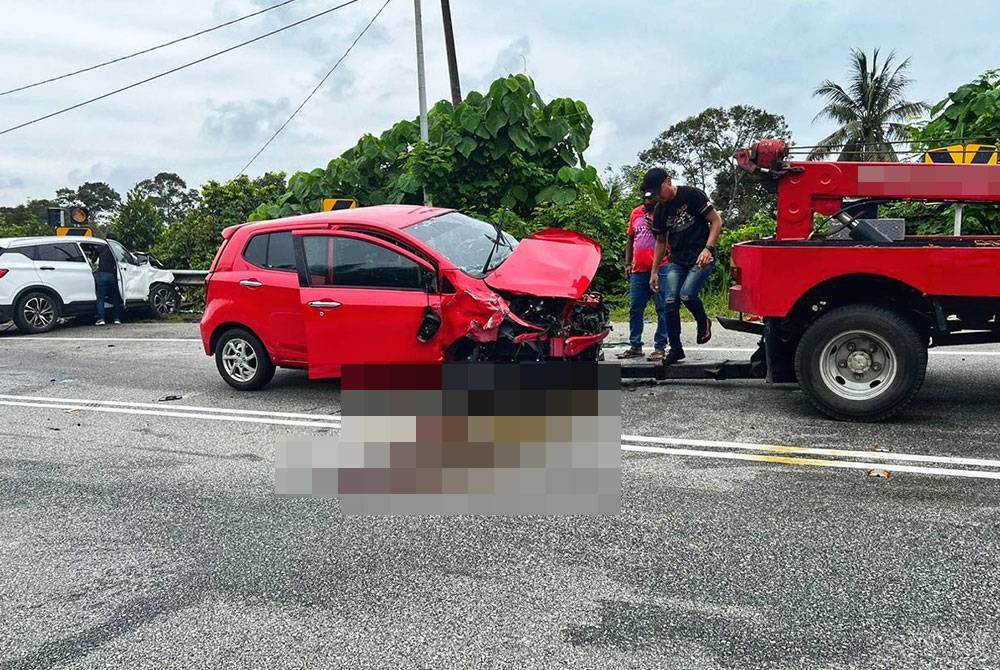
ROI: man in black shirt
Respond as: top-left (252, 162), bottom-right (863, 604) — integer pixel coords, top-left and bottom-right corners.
top-left (93, 235), bottom-right (124, 325)
top-left (643, 168), bottom-right (724, 363)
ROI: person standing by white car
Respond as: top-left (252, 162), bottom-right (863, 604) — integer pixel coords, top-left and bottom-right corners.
top-left (93, 234), bottom-right (123, 325)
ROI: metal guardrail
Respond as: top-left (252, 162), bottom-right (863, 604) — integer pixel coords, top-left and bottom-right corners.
top-left (170, 270), bottom-right (209, 287)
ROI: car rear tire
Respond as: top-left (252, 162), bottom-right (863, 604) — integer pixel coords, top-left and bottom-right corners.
top-left (148, 283), bottom-right (181, 318)
top-left (215, 328), bottom-right (276, 391)
top-left (14, 291), bottom-right (60, 334)
top-left (794, 304), bottom-right (927, 422)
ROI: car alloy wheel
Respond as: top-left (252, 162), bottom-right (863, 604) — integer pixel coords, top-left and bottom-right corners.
top-left (151, 285), bottom-right (179, 316)
top-left (221, 338), bottom-right (258, 383)
top-left (23, 295), bottom-right (55, 330)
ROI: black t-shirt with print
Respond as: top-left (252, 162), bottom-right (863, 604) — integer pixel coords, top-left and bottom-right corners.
top-left (649, 185), bottom-right (715, 267)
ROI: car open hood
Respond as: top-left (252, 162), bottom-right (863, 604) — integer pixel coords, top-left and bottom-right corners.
top-left (484, 228), bottom-right (601, 299)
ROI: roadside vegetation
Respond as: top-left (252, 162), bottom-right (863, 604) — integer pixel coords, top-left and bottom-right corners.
top-left (3, 57), bottom-right (999, 317)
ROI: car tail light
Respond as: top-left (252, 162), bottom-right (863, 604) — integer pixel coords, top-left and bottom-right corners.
top-left (0, 269), bottom-right (7, 279)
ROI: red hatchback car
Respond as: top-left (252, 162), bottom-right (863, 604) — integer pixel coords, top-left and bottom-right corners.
top-left (200, 205), bottom-right (611, 389)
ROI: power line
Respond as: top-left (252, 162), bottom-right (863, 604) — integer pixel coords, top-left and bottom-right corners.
top-left (0, 0), bottom-right (305, 97)
top-left (236, 0), bottom-right (391, 177)
top-left (0, 0), bottom-right (363, 137)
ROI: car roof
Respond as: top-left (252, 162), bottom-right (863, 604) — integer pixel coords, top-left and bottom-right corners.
top-left (0, 235), bottom-right (106, 246)
top-left (223, 204), bottom-right (454, 238)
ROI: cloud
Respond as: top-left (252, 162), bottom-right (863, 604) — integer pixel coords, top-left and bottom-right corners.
top-left (200, 97), bottom-right (295, 145)
top-left (0, 176), bottom-right (26, 190)
top-left (1, 0), bottom-right (998, 204)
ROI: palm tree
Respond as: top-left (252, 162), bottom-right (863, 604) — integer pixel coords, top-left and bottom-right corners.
top-left (808, 49), bottom-right (928, 161)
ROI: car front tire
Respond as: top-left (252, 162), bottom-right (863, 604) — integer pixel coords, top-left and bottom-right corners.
top-left (215, 328), bottom-right (276, 391)
top-left (13, 291), bottom-right (61, 334)
top-left (148, 283), bottom-right (181, 318)
top-left (795, 304), bottom-right (927, 422)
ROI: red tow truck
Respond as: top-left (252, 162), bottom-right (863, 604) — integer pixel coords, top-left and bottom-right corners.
top-left (621, 140), bottom-right (1000, 422)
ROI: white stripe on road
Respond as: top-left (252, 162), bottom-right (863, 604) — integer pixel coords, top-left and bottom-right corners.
top-left (621, 444), bottom-right (1000, 480)
top-left (0, 393), bottom-right (341, 421)
top-left (0, 400), bottom-right (340, 429)
top-left (621, 434), bottom-right (1000, 469)
top-left (3, 393), bottom-right (1000, 480)
top-left (1, 337), bottom-right (200, 342)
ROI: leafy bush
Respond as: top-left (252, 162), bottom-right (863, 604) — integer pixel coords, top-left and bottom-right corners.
top-left (250, 75), bottom-right (602, 221)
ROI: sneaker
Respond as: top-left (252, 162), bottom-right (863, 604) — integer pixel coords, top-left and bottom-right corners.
top-left (664, 348), bottom-right (686, 364)
top-left (95, 319), bottom-right (105, 326)
top-left (113, 319), bottom-right (122, 325)
top-left (697, 319), bottom-right (712, 344)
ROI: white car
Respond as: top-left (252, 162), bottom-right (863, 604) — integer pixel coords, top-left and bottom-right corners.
top-left (0, 236), bottom-right (179, 333)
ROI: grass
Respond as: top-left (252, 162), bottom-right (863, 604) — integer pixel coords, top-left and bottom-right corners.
top-left (608, 286), bottom-right (735, 323)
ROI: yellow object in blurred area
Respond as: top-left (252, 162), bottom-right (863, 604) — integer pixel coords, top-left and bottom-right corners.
top-left (322, 198), bottom-right (358, 211)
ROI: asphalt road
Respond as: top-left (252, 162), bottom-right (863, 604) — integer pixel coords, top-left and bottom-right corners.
top-left (3, 319), bottom-right (1000, 669)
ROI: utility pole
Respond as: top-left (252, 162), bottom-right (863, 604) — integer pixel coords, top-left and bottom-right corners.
top-left (440, 0), bottom-right (462, 106)
top-left (413, 0), bottom-right (431, 206)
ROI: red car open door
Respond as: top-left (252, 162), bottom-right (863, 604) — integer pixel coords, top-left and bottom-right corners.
top-left (293, 231), bottom-right (443, 378)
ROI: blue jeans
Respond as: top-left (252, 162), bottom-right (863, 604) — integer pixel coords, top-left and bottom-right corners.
top-left (95, 272), bottom-right (123, 322)
top-left (629, 267), bottom-right (668, 351)
top-left (663, 260), bottom-right (715, 351)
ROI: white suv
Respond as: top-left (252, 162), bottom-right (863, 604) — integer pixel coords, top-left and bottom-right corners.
top-left (0, 236), bottom-right (178, 333)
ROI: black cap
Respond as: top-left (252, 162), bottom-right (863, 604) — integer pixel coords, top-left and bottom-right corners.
top-left (641, 168), bottom-right (670, 198)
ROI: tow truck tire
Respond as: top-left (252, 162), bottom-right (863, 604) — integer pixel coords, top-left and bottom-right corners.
top-left (794, 304), bottom-right (927, 422)
top-left (215, 328), bottom-right (275, 391)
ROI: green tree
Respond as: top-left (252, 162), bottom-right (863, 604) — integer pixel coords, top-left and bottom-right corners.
top-left (916, 69), bottom-right (1000, 146)
top-left (55, 181), bottom-right (122, 229)
top-left (887, 69), bottom-right (1000, 235)
top-left (638, 105), bottom-right (791, 226)
top-left (134, 172), bottom-right (201, 225)
top-left (111, 188), bottom-right (164, 251)
top-left (0, 199), bottom-right (54, 236)
top-left (250, 75), bottom-right (600, 222)
top-left (153, 173), bottom-right (286, 269)
top-left (808, 48), bottom-right (928, 160)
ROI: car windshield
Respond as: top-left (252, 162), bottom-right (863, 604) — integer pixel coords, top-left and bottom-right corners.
top-left (405, 212), bottom-right (518, 276)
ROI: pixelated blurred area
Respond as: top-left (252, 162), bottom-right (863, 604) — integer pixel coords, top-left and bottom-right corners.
top-left (275, 362), bottom-right (621, 515)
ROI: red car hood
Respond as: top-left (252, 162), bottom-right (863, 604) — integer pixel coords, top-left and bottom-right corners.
top-left (484, 228), bottom-right (602, 299)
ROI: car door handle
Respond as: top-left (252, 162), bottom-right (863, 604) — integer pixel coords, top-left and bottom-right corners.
top-left (308, 300), bottom-right (341, 309)
top-left (39, 266), bottom-right (55, 270)
top-left (239, 279), bottom-right (263, 288)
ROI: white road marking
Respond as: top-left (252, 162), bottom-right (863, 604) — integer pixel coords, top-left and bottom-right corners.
top-left (621, 434), bottom-right (1000, 469)
top-left (0, 337), bottom-right (200, 343)
top-left (0, 394), bottom-right (341, 421)
top-left (621, 444), bottom-right (1000, 481)
top-left (3, 392), bottom-right (999, 480)
top-left (0, 400), bottom-right (340, 429)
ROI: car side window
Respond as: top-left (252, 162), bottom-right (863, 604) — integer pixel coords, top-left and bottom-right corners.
top-left (11, 245), bottom-right (38, 260)
top-left (107, 239), bottom-right (138, 265)
top-left (302, 236), bottom-right (425, 290)
top-left (243, 234), bottom-right (268, 267)
top-left (36, 243), bottom-right (85, 262)
top-left (267, 231), bottom-right (296, 270)
top-left (243, 231), bottom-right (297, 272)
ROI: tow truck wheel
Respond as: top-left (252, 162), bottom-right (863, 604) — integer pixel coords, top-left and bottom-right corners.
top-left (795, 304), bottom-right (927, 422)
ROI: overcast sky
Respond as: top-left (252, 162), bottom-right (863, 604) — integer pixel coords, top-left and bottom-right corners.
top-left (1, 0), bottom-right (998, 204)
